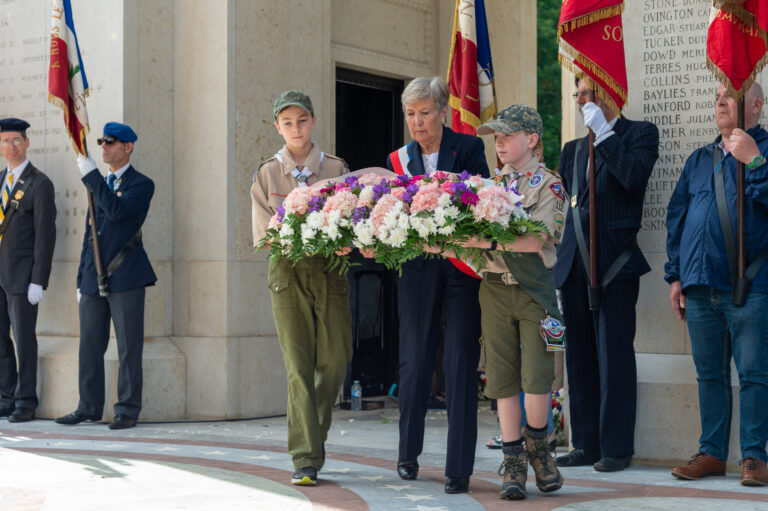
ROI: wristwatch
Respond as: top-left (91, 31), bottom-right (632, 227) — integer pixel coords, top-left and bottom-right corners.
top-left (747, 154), bottom-right (766, 170)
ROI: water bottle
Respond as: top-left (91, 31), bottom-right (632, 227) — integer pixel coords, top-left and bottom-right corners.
top-left (351, 380), bottom-right (362, 411)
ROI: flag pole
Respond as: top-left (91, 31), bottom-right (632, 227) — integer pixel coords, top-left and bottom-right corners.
top-left (737, 98), bottom-right (746, 280)
top-left (587, 86), bottom-right (600, 310)
top-left (82, 139), bottom-right (108, 297)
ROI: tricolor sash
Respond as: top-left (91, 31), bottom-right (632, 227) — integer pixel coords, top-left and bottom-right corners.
top-left (389, 145), bottom-right (412, 177)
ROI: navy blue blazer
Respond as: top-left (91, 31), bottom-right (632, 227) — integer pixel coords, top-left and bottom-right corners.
top-left (553, 116), bottom-right (659, 288)
top-left (386, 126), bottom-right (490, 178)
top-left (77, 165), bottom-right (156, 295)
top-left (0, 163), bottom-right (56, 294)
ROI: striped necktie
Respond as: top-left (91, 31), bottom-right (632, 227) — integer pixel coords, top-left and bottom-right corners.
top-left (0, 172), bottom-right (12, 241)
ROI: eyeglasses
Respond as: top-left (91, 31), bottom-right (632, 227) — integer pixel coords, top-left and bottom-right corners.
top-left (572, 90), bottom-right (593, 100)
top-left (97, 136), bottom-right (121, 146)
top-left (0, 137), bottom-right (25, 147)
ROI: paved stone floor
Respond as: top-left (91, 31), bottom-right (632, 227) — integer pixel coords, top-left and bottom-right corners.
top-left (1, 400), bottom-right (766, 510)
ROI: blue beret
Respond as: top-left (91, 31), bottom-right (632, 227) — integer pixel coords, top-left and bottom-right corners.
top-left (103, 122), bottom-right (137, 142)
top-left (0, 118), bottom-right (31, 133)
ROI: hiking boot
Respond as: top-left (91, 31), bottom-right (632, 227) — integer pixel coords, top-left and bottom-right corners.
top-left (671, 452), bottom-right (725, 480)
top-left (498, 451), bottom-right (528, 500)
top-left (525, 430), bottom-right (563, 492)
top-left (291, 466), bottom-right (318, 486)
top-left (741, 457), bottom-right (768, 486)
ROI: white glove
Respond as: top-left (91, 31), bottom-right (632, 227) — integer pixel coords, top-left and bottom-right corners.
top-left (76, 153), bottom-right (98, 176)
top-left (581, 102), bottom-right (612, 141)
top-left (27, 283), bottom-right (43, 305)
top-left (77, 288), bottom-right (81, 303)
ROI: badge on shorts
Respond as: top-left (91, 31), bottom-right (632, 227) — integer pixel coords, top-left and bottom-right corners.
top-left (528, 172), bottom-right (543, 187)
top-left (540, 315), bottom-right (566, 352)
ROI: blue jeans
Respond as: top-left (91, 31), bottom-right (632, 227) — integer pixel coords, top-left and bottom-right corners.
top-left (686, 286), bottom-right (768, 462)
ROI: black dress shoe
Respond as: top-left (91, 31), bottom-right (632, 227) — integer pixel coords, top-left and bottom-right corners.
top-left (594, 456), bottom-right (632, 472)
top-left (444, 476), bottom-right (470, 494)
top-left (556, 448), bottom-right (601, 467)
top-left (397, 458), bottom-right (419, 480)
top-left (0, 403), bottom-right (14, 417)
top-left (8, 407), bottom-right (35, 423)
top-left (55, 410), bottom-right (101, 425)
top-left (109, 414), bottom-right (137, 430)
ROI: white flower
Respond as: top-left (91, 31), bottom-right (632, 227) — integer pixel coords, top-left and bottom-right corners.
top-left (306, 211), bottom-right (324, 230)
top-left (279, 224), bottom-right (294, 237)
top-left (301, 223), bottom-right (317, 244)
top-left (359, 186), bottom-right (374, 203)
top-left (397, 213), bottom-right (410, 229)
top-left (388, 227), bottom-right (408, 247)
top-left (438, 224), bottom-right (456, 236)
top-left (437, 193), bottom-right (452, 208)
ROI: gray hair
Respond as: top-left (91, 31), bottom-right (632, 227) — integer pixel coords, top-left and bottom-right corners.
top-left (401, 76), bottom-right (449, 112)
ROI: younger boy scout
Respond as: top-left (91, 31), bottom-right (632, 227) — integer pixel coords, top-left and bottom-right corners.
top-left (474, 105), bottom-right (565, 500)
top-left (251, 90), bottom-right (352, 486)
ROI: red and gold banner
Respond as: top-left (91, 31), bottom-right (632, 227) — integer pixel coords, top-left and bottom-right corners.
top-left (708, 1), bottom-right (768, 100)
top-left (558, 0), bottom-right (627, 114)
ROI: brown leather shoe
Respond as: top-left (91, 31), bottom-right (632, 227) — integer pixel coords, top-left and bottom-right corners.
top-left (671, 453), bottom-right (726, 480)
top-left (741, 457), bottom-right (768, 486)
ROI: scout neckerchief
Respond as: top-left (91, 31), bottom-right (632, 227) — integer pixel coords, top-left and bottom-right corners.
top-left (277, 144), bottom-right (324, 187)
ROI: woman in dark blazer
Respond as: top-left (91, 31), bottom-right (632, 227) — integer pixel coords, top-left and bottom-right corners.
top-left (385, 77), bottom-right (489, 494)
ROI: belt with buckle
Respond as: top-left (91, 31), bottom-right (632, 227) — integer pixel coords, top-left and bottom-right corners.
top-left (485, 272), bottom-right (516, 285)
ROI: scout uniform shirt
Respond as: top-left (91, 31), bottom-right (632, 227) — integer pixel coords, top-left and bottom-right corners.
top-left (251, 143), bottom-right (349, 245)
top-left (481, 156), bottom-right (566, 279)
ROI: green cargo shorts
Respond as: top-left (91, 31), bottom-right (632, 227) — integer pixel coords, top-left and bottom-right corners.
top-left (479, 275), bottom-right (555, 398)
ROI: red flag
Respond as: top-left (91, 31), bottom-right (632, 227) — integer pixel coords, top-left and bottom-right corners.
top-left (446, 0), bottom-right (497, 135)
top-left (707, 1), bottom-right (768, 100)
top-left (558, 0), bottom-right (627, 114)
top-left (48, 0), bottom-right (90, 156)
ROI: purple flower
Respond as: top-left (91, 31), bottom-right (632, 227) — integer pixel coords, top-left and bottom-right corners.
top-left (308, 196), bottom-right (326, 213)
top-left (395, 174), bottom-right (410, 187)
top-left (351, 206), bottom-right (369, 225)
top-left (277, 206), bottom-right (285, 222)
top-left (373, 178), bottom-right (391, 201)
top-left (345, 175), bottom-right (359, 188)
top-left (460, 191), bottom-right (479, 206)
top-left (459, 170), bottom-right (470, 181)
top-left (451, 181), bottom-right (469, 196)
top-left (402, 183), bottom-right (418, 202)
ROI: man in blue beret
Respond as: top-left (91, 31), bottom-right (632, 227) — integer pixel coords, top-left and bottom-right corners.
top-left (56, 122), bottom-right (156, 430)
top-left (0, 118), bottom-right (57, 423)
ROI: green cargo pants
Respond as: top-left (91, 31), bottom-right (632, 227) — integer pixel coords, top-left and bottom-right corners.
top-left (269, 255), bottom-right (352, 470)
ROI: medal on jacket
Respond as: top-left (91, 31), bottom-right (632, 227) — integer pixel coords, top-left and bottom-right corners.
top-left (540, 315), bottom-right (566, 351)
top-left (571, 195), bottom-right (578, 208)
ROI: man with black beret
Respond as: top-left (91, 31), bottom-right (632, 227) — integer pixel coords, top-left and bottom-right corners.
top-left (0, 117), bottom-right (57, 423)
top-left (56, 122), bottom-right (156, 430)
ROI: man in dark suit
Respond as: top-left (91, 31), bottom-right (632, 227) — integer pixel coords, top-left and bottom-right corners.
top-left (0, 118), bottom-right (56, 423)
top-left (553, 78), bottom-right (659, 471)
top-left (56, 122), bottom-right (156, 430)
top-left (383, 76), bottom-right (489, 494)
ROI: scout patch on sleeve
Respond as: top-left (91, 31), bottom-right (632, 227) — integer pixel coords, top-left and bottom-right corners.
top-left (528, 171), bottom-right (543, 187)
top-left (549, 182), bottom-right (566, 200)
top-left (554, 212), bottom-right (564, 239)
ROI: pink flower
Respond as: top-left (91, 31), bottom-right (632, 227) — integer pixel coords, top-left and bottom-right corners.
top-left (359, 173), bottom-right (386, 186)
top-left (322, 188), bottom-right (359, 218)
top-left (390, 187), bottom-right (407, 201)
top-left (431, 171), bottom-right (452, 182)
top-left (441, 181), bottom-right (454, 194)
top-left (468, 175), bottom-right (485, 186)
top-left (410, 182), bottom-right (443, 213)
top-left (472, 186), bottom-right (516, 225)
top-left (369, 194), bottom-right (407, 236)
top-left (283, 186), bottom-right (316, 215)
top-left (267, 213), bottom-right (281, 230)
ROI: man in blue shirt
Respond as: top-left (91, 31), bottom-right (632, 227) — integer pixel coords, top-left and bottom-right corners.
top-left (665, 82), bottom-right (768, 486)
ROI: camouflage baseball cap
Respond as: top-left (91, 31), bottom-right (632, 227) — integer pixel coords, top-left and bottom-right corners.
top-left (273, 90), bottom-right (314, 118)
top-left (477, 104), bottom-right (543, 138)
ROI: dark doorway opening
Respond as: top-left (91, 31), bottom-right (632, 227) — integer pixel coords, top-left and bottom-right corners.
top-left (336, 68), bottom-right (403, 401)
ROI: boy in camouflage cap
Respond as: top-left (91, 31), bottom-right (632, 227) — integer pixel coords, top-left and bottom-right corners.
top-left (431, 105), bottom-right (565, 499)
top-left (251, 90), bottom-right (352, 486)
